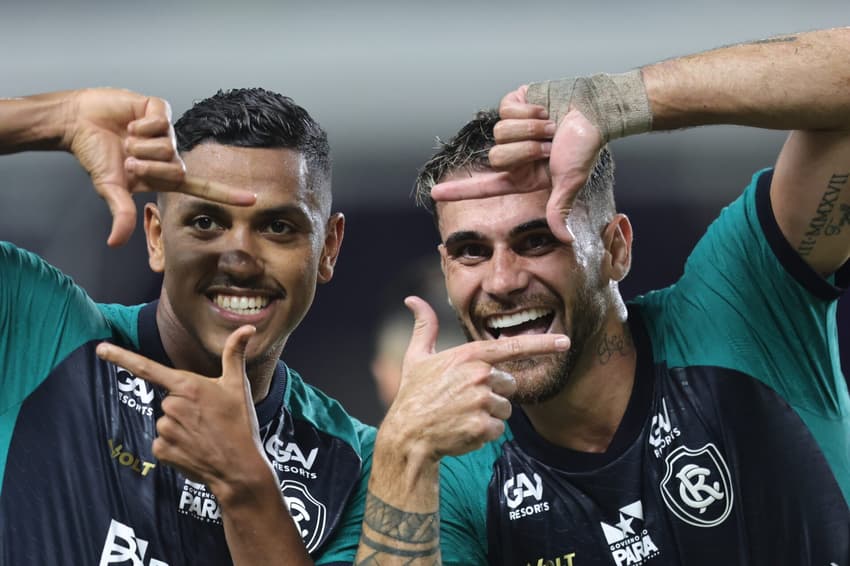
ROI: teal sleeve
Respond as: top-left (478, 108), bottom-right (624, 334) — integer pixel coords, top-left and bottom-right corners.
top-left (634, 168), bottom-right (850, 499)
top-left (315, 424), bottom-right (375, 565)
top-left (0, 241), bottom-right (110, 412)
top-left (439, 438), bottom-right (507, 565)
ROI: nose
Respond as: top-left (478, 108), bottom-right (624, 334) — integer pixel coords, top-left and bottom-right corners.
top-left (217, 225), bottom-right (263, 282)
top-left (482, 247), bottom-right (529, 297)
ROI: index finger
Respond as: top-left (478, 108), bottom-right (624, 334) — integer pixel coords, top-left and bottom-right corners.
top-left (96, 342), bottom-right (184, 392)
top-left (177, 176), bottom-right (257, 206)
top-left (462, 334), bottom-right (570, 365)
top-left (499, 85), bottom-right (548, 120)
top-left (431, 170), bottom-right (523, 201)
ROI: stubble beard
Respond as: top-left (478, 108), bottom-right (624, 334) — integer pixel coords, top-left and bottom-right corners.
top-left (463, 282), bottom-right (604, 406)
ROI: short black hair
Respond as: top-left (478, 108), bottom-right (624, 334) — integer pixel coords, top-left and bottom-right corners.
top-left (414, 109), bottom-right (616, 227)
top-left (175, 88), bottom-right (332, 199)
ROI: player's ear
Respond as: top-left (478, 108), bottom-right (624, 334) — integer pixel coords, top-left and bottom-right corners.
top-left (145, 201), bottom-right (165, 273)
top-left (318, 213), bottom-right (345, 284)
top-left (601, 213), bottom-right (632, 282)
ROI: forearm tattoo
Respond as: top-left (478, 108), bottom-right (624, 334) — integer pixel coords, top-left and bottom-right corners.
top-left (597, 328), bottom-right (634, 365)
top-left (356, 493), bottom-right (440, 565)
top-left (797, 173), bottom-right (850, 257)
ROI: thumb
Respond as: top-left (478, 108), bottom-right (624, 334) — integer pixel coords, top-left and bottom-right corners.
top-left (221, 325), bottom-right (257, 386)
top-left (402, 295), bottom-right (440, 365)
top-left (101, 182), bottom-right (138, 247)
top-left (546, 109), bottom-right (604, 244)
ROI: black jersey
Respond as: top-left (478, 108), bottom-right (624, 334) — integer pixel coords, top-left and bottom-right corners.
top-left (0, 243), bottom-right (375, 565)
top-left (439, 170), bottom-right (850, 565)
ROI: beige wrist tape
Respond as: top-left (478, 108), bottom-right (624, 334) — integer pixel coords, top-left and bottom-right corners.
top-left (526, 70), bottom-right (652, 142)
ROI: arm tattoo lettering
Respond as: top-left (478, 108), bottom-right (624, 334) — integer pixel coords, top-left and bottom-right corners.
top-left (797, 173), bottom-right (850, 257)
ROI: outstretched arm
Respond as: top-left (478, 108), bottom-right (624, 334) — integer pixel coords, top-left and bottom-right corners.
top-left (0, 88), bottom-right (255, 246)
top-left (433, 27), bottom-right (850, 274)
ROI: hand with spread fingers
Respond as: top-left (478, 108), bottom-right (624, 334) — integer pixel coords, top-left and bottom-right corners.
top-left (95, 325), bottom-right (268, 497)
top-left (0, 88), bottom-right (256, 246)
top-left (430, 85), bottom-right (604, 243)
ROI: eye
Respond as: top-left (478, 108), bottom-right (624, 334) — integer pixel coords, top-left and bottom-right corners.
top-left (264, 219), bottom-right (294, 235)
top-left (517, 232), bottom-right (557, 255)
top-left (447, 242), bottom-right (491, 264)
top-left (190, 215), bottom-right (221, 231)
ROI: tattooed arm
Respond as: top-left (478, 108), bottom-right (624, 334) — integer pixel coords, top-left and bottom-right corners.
top-left (638, 28), bottom-right (850, 275)
top-left (354, 298), bottom-right (569, 565)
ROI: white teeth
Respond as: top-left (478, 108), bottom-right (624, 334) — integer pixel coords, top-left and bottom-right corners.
top-left (213, 294), bottom-right (270, 315)
top-left (487, 308), bottom-right (552, 330)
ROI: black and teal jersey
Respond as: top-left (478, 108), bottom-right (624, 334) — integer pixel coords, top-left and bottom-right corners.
top-left (0, 242), bottom-right (375, 565)
top-left (439, 169), bottom-right (850, 565)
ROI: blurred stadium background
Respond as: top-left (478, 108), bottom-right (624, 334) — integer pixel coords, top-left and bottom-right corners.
top-left (2, 0), bottom-right (846, 424)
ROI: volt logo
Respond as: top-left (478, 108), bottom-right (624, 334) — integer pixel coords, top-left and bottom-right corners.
top-left (99, 519), bottom-right (169, 565)
top-left (265, 435), bottom-right (318, 470)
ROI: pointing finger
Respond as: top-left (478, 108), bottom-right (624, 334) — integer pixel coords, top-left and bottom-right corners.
top-left (471, 334), bottom-right (570, 365)
top-left (96, 342), bottom-right (183, 391)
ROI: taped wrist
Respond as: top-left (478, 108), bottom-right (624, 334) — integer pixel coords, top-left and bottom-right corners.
top-left (526, 70), bottom-right (652, 142)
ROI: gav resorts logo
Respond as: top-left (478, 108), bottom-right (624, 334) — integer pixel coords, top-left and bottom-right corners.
top-left (503, 472), bottom-right (550, 521)
top-left (99, 519), bottom-right (169, 566)
top-left (660, 443), bottom-right (733, 527)
top-left (648, 398), bottom-right (680, 458)
top-left (281, 480), bottom-right (327, 553)
top-left (599, 500), bottom-right (661, 566)
top-left (115, 366), bottom-right (155, 417)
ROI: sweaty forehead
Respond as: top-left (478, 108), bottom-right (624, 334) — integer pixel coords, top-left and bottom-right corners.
top-left (436, 189), bottom-right (550, 241)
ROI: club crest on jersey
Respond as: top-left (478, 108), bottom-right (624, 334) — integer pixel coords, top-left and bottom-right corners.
top-left (281, 480), bottom-right (327, 553)
top-left (660, 443), bottom-right (733, 527)
top-left (599, 500), bottom-right (661, 566)
top-left (504, 472), bottom-right (551, 520)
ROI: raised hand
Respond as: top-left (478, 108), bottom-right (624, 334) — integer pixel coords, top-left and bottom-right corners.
top-left (382, 296), bottom-right (570, 461)
top-left (431, 85), bottom-right (603, 243)
top-left (95, 325), bottom-right (270, 498)
top-left (63, 88), bottom-right (256, 246)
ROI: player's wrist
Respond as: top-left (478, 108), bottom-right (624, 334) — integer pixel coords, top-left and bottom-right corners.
top-left (527, 69), bottom-right (652, 142)
top-left (207, 455), bottom-right (278, 511)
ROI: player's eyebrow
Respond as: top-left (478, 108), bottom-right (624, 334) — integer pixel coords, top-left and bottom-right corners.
top-left (509, 218), bottom-right (550, 238)
top-left (444, 230), bottom-right (485, 247)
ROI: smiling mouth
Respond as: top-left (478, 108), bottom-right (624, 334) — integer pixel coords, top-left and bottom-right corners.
top-left (485, 308), bottom-right (555, 339)
top-left (212, 294), bottom-right (272, 315)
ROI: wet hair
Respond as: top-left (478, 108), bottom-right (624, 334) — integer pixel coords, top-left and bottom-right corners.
top-left (414, 109), bottom-right (616, 229)
top-left (174, 88), bottom-right (332, 202)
